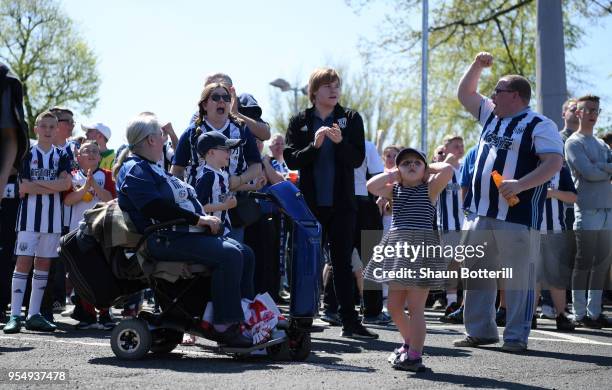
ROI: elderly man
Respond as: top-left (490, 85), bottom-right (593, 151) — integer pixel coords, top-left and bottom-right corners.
top-left (454, 52), bottom-right (563, 352)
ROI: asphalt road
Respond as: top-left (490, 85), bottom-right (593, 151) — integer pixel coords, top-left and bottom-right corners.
top-left (1, 307), bottom-right (611, 390)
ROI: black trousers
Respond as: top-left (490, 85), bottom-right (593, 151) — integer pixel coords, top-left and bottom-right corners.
top-left (245, 213), bottom-right (281, 302)
top-left (323, 198), bottom-right (384, 317)
top-left (0, 179), bottom-right (18, 310)
top-left (316, 206), bottom-right (358, 326)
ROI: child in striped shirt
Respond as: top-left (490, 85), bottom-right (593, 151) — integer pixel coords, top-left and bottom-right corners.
top-left (4, 111), bottom-right (72, 334)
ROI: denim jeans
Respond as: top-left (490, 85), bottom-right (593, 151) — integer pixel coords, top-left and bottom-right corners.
top-left (227, 227), bottom-right (244, 243)
top-left (572, 207), bottom-right (612, 319)
top-left (146, 230), bottom-right (255, 324)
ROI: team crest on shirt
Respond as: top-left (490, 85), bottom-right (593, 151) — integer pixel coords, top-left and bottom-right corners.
top-left (513, 126), bottom-right (526, 135)
top-left (19, 242), bottom-right (28, 252)
top-left (484, 133), bottom-right (513, 150)
top-left (337, 118), bottom-right (347, 128)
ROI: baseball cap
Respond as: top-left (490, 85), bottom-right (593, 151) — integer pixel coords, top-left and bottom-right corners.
top-left (81, 122), bottom-right (111, 140)
top-left (396, 147), bottom-right (428, 167)
top-left (197, 131), bottom-right (242, 157)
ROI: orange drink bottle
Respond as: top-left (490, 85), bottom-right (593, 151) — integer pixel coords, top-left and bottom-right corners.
top-left (491, 170), bottom-right (519, 206)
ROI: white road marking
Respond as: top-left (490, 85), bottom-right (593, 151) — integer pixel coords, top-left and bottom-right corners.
top-left (530, 329), bottom-right (612, 346)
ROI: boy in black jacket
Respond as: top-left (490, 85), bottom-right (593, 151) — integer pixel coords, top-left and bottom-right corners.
top-left (283, 67), bottom-right (377, 339)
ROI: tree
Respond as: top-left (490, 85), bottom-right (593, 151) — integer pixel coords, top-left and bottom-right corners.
top-left (347, 0), bottom-right (612, 154)
top-left (0, 0), bottom-right (100, 134)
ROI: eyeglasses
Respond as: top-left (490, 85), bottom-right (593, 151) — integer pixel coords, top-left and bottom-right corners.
top-left (491, 88), bottom-right (515, 97)
top-left (399, 160), bottom-right (423, 168)
top-left (579, 107), bottom-right (602, 115)
top-left (211, 94), bottom-right (231, 103)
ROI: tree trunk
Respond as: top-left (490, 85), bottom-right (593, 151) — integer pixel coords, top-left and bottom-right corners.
top-left (536, 0), bottom-right (567, 129)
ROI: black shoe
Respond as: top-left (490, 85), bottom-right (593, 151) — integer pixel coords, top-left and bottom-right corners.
top-left (216, 324), bottom-right (253, 348)
top-left (555, 313), bottom-right (576, 332)
top-left (594, 314), bottom-right (612, 328)
top-left (320, 311), bottom-right (342, 326)
top-left (444, 302), bottom-right (460, 316)
top-left (581, 316), bottom-right (603, 329)
top-left (72, 304), bottom-right (97, 327)
top-left (392, 354), bottom-right (426, 372)
top-left (98, 311), bottom-right (116, 330)
top-left (495, 307), bottom-right (506, 327)
top-left (439, 306), bottom-right (463, 324)
top-left (341, 322), bottom-right (379, 339)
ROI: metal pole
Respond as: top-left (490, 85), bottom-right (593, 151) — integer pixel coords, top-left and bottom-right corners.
top-left (421, 0), bottom-right (428, 152)
top-left (536, 0), bottom-right (567, 129)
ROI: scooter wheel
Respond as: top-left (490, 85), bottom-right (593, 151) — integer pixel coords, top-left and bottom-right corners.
top-left (150, 328), bottom-right (183, 354)
top-left (111, 319), bottom-right (152, 360)
top-left (288, 332), bottom-right (311, 361)
top-left (267, 341), bottom-right (290, 361)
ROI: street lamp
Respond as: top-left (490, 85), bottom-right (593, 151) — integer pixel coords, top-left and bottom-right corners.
top-left (270, 78), bottom-right (307, 114)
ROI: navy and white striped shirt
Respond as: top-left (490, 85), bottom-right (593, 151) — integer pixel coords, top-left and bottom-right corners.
top-left (391, 183), bottom-right (436, 231)
top-left (540, 166), bottom-right (576, 232)
top-left (173, 118), bottom-right (261, 186)
top-left (437, 166), bottom-right (464, 231)
top-left (56, 140), bottom-right (79, 228)
top-left (463, 98), bottom-right (564, 229)
top-left (17, 145), bottom-right (71, 233)
top-left (195, 165), bottom-right (232, 236)
top-left (56, 140), bottom-right (79, 170)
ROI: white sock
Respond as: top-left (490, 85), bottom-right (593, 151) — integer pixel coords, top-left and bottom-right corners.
top-left (446, 292), bottom-right (458, 306)
top-left (27, 269), bottom-right (48, 319)
top-left (10, 271), bottom-right (29, 317)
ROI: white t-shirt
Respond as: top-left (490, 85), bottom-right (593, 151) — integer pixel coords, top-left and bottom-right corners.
top-left (355, 140), bottom-right (384, 196)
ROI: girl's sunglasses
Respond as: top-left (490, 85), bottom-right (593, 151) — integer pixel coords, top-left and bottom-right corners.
top-left (211, 94), bottom-right (231, 103)
top-left (399, 160), bottom-right (423, 168)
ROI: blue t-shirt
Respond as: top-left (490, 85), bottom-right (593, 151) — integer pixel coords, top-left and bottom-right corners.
top-left (312, 114), bottom-right (335, 207)
top-left (117, 155), bottom-right (203, 233)
top-left (460, 145), bottom-right (478, 188)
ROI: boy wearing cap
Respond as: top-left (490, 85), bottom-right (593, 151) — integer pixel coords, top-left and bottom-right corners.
top-left (194, 132), bottom-right (242, 237)
top-left (83, 123), bottom-right (114, 170)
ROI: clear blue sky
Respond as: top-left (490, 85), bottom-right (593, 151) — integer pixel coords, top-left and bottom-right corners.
top-left (61, 0), bottom-right (612, 150)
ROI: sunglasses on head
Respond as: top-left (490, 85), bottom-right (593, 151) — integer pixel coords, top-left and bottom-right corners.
top-left (211, 94), bottom-right (231, 103)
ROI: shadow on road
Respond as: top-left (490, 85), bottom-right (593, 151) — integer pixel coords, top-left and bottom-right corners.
top-left (88, 354), bottom-right (286, 373)
top-left (414, 371), bottom-right (549, 389)
top-left (0, 345), bottom-right (35, 355)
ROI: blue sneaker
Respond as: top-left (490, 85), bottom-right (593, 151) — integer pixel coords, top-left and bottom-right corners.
top-left (3, 315), bottom-right (22, 334)
top-left (25, 314), bottom-right (57, 332)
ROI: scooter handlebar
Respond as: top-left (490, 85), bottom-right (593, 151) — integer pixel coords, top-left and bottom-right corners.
top-left (248, 191), bottom-right (273, 201)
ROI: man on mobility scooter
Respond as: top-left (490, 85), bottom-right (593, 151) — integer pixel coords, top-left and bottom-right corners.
top-left (60, 112), bottom-right (317, 360)
top-left (113, 112), bottom-right (254, 348)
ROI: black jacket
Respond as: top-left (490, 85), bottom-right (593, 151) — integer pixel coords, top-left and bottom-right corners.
top-left (0, 63), bottom-right (29, 170)
top-left (283, 104), bottom-right (365, 211)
